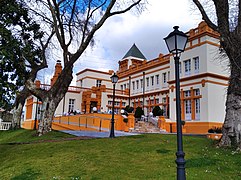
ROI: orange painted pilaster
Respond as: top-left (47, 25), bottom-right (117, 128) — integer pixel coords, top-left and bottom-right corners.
top-left (166, 95), bottom-right (169, 117)
top-left (191, 87), bottom-right (195, 120)
top-left (180, 89), bottom-right (185, 120)
top-left (26, 97), bottom-right (34, 119)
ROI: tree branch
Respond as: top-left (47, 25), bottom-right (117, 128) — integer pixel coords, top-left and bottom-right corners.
top-left (66, 0), bottom-right (77, 47)
top-left (238, 0), bottom-right (241, 29)
top-left (69, 0), bottom-right (142, 67)
top-left (212, 0), bottom-right (230, 34)
top-left (192, 0), bottom-right (218, 31)
top-left (52, 0), bottom-right (66, 46)
top-left (109, 0), bottom-right (142, 16)
top-left (47, 0), bottom-right (63, 47)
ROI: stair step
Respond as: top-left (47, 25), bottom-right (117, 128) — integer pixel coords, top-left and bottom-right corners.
top-left (132, 121), bottom-right (162, 133)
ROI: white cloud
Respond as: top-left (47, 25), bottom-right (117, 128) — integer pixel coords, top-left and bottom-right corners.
top-left (38, 0), bottom-right (202, 86)
top-left (75, 0), bottom-right (201, 72)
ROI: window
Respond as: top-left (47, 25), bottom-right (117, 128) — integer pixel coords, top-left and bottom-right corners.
top-left (108, 101), bottom-right (112, 105)
top-left (140, 79), bottom-right (143, 89)
top-left (151, 76), bottom-right (154, 86)
top-left (184, 90), bottom-right (191, 97)
top-left (122, 102), bottom-right (126, 107)
top-left (132, 81), bottom-right (135, 90)
top-left (163, 73), bottom-right (167, 84)
top-left (136, 80), bottom-right (139, 89)
top-left (146, 77), bottom-right (149, 87)
top-left (185, 100), bottom-right (191, 114)
top-left (194, 88), bottom-right (200, 120)
top-left (115, 101), bottom-right (120, 106)
top-left (195, 89), bottom-right (200, 96)
top-left (193, 57), bottom-right (199, 74)
top-left (146, 100), bottom-right (149, 105)
top-left (162, 97), bottom-right (166, 103)
top-left (168, 71), bottom-right (170, 81)
top-left (155, 75), bottom-right (159, 85)
top-left (80, 80), bottom-right (83, 87)
top-left (140, 101), bottom-right (143, 106)
top-left (96, 80), bottom-right (102, 87)
top-left (127, 83), bottom-right (129, 89)
top-left (121, 85), bottom-right (123, 91)
top-left (68, 99), bottom-right (75, 112)
top-left (184, 59), bottom-right (191, 76)
top-left (195, 99), bottom-right (200, 119)
top-left (162, 98), bottom-right (167, 116)
top-left (156, 98), bottom-right (159, 104)
top-left (184, 90), bottom-right (191, 120)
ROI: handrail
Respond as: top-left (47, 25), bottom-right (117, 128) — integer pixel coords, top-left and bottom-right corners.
top-left (52, 114), bottom-right (117, 132)
top-left (0, 122), bottom-right (12, 130)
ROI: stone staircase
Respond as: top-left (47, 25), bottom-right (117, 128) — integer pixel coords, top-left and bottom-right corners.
top-left (130, 121), bottom-right (167, 133)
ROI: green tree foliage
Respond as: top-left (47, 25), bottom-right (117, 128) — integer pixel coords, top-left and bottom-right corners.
top-left (134, 107), bottom-right (144, 119)
top-left (0, 0), bottom-right (43, 110)
top-left (152, 106), bottom-right (163, 117)
top-left (124, 105), bottom-right (134, 113)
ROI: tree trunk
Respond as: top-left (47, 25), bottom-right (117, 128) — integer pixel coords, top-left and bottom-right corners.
top-left (38, 97), bottom-right (57, 135)
top-left (12, 87), bottom-right (30, 129)
top-left (219, 53), bottom-right (241, 149)
top-left (220, 92), bottom-right (241, 148)
top-left (12, 103), bottom-right (23, 129)
top-left (37, 65), bottom-right (73, 136)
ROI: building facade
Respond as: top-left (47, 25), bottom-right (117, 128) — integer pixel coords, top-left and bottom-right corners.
top-left (24, 22), bottom-right (229, 133)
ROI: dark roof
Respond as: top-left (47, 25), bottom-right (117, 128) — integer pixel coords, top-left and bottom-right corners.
top-left (122, 44), bottom-right (146, 59)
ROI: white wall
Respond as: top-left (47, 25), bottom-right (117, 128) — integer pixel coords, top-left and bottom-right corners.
top-left (55, 92), bottom-right (81, 115)
top-left (206, 81), bottom-right (227, 123)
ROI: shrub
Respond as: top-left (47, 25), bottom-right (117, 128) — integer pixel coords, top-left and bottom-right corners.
top-left (124, 105), bottom-right (134, 113)
top-left (208, 127), bottom-right (222, 133)
top-left (123, 118), bottom-right (128, 123)
top-left (134, 107), bottom-right (144, 118)
top-left (152, 106), bottom-right (164, 117)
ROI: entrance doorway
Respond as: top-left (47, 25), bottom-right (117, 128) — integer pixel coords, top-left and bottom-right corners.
top-left (90, 101), bottom-right (97, 113)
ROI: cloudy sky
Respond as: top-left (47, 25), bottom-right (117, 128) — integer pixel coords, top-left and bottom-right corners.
top-left (39, 0), bottom-right (202, 85)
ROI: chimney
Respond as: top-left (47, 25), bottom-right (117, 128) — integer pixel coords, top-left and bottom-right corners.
top-left (51, 60), bottom-right (62, 86)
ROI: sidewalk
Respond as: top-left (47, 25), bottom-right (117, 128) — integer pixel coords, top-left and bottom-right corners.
top-left (62, 130), bottom-right (140, 138)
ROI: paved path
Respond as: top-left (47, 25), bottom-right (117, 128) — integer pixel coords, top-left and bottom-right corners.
top-left (62, 130), bottom-right (140, 138)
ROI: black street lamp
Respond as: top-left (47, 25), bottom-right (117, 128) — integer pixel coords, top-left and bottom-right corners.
top-left (34, 98), bottom-right (39, 130)
top-left (164, 26), bottom-right (188, 180)
top-left (110, 72), bottom-right (119, 138)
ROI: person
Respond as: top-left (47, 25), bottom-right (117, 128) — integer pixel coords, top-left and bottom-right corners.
top-left (76, 109), bottom-right (80, 114)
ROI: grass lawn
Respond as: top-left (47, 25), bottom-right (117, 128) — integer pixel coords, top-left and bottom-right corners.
top-left (0, 129), bottom-right (240, 180)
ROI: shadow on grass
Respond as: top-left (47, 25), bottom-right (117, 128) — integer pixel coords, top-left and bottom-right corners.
top-left (12, 168), bottom-right (41, 180)
top-left (186, 157), bottom-right (220, 168)
top-left (156, 149), bottom-right (171, 154)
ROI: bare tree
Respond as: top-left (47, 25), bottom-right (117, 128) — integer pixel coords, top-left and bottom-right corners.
top-left (25, 0), bottom-right (145, 135)
top-left (193, 0), bottom-right (241, 149)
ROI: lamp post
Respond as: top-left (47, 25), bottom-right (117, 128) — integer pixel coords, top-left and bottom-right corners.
top-left (34, 98), bottom-right (39, 130)
top-left (164, 26), bottom-right (188, 180)
top-left (110, 72), bottom-right (119, 138)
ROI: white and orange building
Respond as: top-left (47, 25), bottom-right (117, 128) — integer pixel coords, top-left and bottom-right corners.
top-left (24, 22), bottom-right (229, 134)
